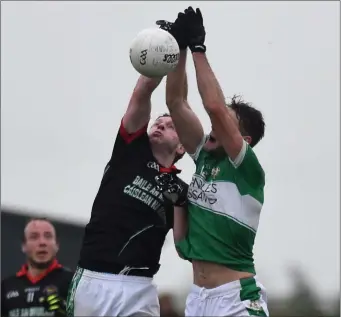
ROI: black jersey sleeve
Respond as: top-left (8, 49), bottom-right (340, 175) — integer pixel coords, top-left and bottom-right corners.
top-left (109, 119), bottom-right (150, 162)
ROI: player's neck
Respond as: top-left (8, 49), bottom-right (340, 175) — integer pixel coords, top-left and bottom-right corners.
top-left (151, 145), bottom-right (175, 168)
top-left (27, 265), bottom-right (47, 277)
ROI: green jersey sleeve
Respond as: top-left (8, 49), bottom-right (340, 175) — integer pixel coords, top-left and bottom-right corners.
top-left (229, 140), bottom-right (265, 189)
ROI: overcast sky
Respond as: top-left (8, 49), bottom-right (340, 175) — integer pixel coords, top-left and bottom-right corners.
top-left (1, 1), bottom-right (340, 301)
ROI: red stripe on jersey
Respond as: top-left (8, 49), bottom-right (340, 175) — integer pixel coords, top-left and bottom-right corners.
top-left (159, 166), bottom-right (181, 174)
top-left (119, 119), bottom-right (148, 144)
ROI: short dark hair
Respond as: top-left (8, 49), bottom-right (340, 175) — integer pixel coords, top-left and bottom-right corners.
top-left (228, 95), bottom-right (265, 147)
top-left (22, 217), bottom-right (57, 243)
top-left (155, 113), bottom-right (185, 163)
top-left (156, 113), bottom-right (171, 120)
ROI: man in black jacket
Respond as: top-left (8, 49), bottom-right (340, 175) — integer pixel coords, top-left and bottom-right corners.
top-left (1, 218), bottom-right (73, 317)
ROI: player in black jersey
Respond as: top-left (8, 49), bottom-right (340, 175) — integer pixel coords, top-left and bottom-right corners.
top-left (66, 74), bottom-right (188, 316)
top-left (1, 218), bottom-right (73, 317)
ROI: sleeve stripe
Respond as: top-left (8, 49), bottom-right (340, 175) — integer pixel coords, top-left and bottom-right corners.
top-left (229, 140), bottom-right (247, 168)
top-left (119, 119), bottom-right (148, 144)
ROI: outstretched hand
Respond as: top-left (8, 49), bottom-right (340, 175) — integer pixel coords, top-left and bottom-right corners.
top-left (184, 6), bottom-right (206, 53)
top-left (39, 292), bottom-right (66, 315)
top-left (155, 7), bottom-right (206, 53)
top-left (156, 12), bottom-right (188, 50)
top-left (155, 173), bottom-right (187, 207)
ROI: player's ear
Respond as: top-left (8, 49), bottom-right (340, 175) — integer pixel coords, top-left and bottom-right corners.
top-left (176, 144), bottom-right (185, 156)
top-left (243, 136), bottom-right (252, 145)
top-left (21, 243), bottom-right (27, 254)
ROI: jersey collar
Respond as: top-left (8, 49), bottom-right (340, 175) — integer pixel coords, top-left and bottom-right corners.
top-left (159, 165), bottom-right (181, 174)
top-left (16, 259), bottom-right (62, 284)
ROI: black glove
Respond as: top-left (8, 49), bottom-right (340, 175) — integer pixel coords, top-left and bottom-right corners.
top-left (156, 12), bottom-right (188, 50)
top-left (39, 292), bottom-right (66, 315)
top-left (184, 6), bottom-right (206, 53)
top-left (155, 173), bottom-right (187, 207)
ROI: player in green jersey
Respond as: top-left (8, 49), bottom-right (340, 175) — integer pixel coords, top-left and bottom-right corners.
top-left (158, 7), bottom-right (269, 317)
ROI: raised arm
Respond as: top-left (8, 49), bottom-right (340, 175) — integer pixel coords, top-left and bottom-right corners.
top-left (173, 206), bottom-right (188, 244)
top-left (122, 76), bottom-right (163, 133)
top-left (183, 7), bottom-right (244, 161)
top-left (192, 53), bottom-right (244, 160)
top-left (155, 15), bottom-right (204, 154)
top-left (166, 50), bottom-right (204, 154)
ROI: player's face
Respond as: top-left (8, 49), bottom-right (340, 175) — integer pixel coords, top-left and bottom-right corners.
top-left (149, 116), bottom-right (184, 155)
top-left (204, 108), bottom-right (242, 151)
top-left (22, 220), bottom-right (59, 269)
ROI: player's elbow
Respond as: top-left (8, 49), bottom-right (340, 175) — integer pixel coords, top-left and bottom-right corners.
top-left (204, 101), bottom-right (226, 115)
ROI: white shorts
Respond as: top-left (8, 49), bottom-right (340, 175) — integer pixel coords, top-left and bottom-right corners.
top-left (185, 276), bottom-right (269, 317)
top-left (66, 267), bottom-right (160, 317)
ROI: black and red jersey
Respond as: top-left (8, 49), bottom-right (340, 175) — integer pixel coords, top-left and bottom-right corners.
top-left (1, 260), bottom-right (73, 317)
top-left (78, 121), bottom-right (188, 277)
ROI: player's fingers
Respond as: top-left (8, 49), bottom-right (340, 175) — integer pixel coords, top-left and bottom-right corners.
top-left (196, 8), bottom-right (203, 19)
top-left (185, 6), bottom-right (194, 15)
top-left (49, 304), bottom-right (59, 311)
top-left (48, 297), bottom-right (59, 305)
top-left (156, 20), bottom-right (167, 26)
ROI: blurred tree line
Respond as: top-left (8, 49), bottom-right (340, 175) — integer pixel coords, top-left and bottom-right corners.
top-left (159, 268), bottom-right (340, 317)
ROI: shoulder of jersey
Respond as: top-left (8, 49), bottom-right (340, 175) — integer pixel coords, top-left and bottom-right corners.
top-left (1, 267), bottom-right (73, 284)
top-left (1, 274), bottom-right (20, 284)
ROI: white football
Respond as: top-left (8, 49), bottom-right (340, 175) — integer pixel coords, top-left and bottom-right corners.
top-left (129, 28), bottom-right (180, 78)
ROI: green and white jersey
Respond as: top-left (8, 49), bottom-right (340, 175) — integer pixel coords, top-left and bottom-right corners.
top-left (176, 136), bottom-right (265, 274)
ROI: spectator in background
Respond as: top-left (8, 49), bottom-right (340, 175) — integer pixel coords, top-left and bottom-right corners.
top-left (1, 218), bottom-right (73, 317)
